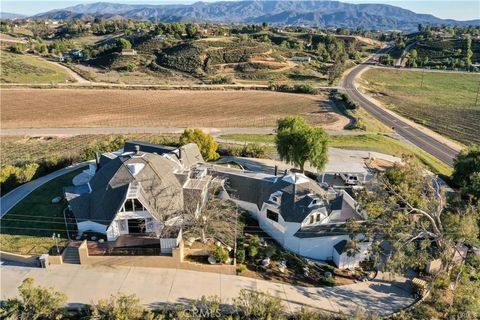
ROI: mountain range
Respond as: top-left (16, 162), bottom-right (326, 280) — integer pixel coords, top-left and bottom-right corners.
top-left (14, 1), bottom-right (480, 31)
top-left (0, 12), bottom-right (27, 19)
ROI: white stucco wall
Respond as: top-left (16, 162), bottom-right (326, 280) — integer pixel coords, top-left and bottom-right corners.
top-left (333, 242), bottom-right (371, 269)
top-left (235, 199), bottom-right (353, 262)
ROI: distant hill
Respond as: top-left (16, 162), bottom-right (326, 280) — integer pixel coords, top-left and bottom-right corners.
top-left (33, 1), bottom-right (480, 31)
top-left (0, 12), bottom-right (27, 19)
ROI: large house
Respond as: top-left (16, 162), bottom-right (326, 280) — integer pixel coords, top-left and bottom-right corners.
top-left (209, 167), bottom-right (368, 262)
top-left (65, 142), bottom-right (210, 245)
top-left (65, 141), bottom-right (370, 267)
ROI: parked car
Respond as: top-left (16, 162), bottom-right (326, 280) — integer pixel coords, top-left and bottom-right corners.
top-left (340, 174), bottom-right (360, 185)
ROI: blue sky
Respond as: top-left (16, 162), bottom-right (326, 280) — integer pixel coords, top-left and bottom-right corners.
top-left (1, 0), bottom-right (479, 21)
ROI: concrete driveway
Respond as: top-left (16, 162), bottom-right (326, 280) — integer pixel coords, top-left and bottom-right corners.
top-left (0, 264), bottom-right (413, 316)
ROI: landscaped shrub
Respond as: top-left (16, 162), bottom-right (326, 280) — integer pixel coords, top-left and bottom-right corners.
top-left (247, 245), bottom-right (258, 259)
top-left (91, 292), bottom-right (143, 320)
top-left (180, 129), bottom-right (219, 161)
top-left (236, 264), bottom-right (247, 274)
top-left (233, 289), bottom-right (284, 319)
top-left (321, 276), bottom-right (336, 287)
top-left (236, 249), bottom-right (246, 263)
top-left (241, 143), bottom-right (267, 158)
top-left (264, 245), bottom-right (276, 259)
top-left (210, 75), bottom-right (233, 84)
top-left (0, 163), bottom-right (40, 196)
top-left (219, 143), bottom-right (267, 158)
top-left (212, 246), bottom-right (229, 264)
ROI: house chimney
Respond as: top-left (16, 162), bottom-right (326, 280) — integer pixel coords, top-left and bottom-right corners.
top-left (95, 152), bottom-right (100, 172)
top-left (178, 147), bottom-right (182, 159)
top-left (134, 145), bottom-right (140, 154)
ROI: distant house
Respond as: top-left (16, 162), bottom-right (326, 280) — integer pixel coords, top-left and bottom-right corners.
top-left (61, 49), bottom-right (83, 61)
top-left (153, 34), bottom-right (167, 40)
top-left (291, 56), bottom-right (311, 63)
top-left (69, 50), bottom-right (83, 58)
top-left (121, 48), bottom-right (137, 56)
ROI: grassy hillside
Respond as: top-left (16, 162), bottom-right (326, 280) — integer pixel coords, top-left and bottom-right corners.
top-left (360, 68), bottom-right (480, 145)
top-left (0, 51), bottom-right (74, 84)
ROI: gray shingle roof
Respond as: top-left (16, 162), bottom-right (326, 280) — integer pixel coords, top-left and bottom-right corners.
top-left (210, 168), bottom-right (328, 223)
top-left (67, 152), bottom-right (184, 225)
top-left (294, 223), bottom-right (350, 239)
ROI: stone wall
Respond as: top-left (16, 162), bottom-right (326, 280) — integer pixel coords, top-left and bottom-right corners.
top-left (77, 240), bottom-right (235, 275)
top-left (0, 251), bottom-right (38, 264)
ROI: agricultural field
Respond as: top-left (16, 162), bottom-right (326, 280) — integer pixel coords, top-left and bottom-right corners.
top-left (70, 62), bottom-right (199, 85)
top-left (0, 50), bottom-right (75, 84)
top-left (1, 89), bottom-right (346, 129)
top-left (359, 68), bottom-right (480, 145)
top-left (1, 134), bottom-right (179, 167)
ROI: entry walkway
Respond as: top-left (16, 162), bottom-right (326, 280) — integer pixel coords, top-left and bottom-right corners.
top-left (1, 264), bottom-right (413, 316)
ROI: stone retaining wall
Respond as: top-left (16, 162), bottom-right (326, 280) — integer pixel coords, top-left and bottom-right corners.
top-left (0, 251), bottom-right (38, 264)
top-left (78, 240), bottom-right (235, 275)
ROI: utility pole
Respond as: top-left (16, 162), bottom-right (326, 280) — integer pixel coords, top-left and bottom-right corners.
top-left (233, 204), bottom-right (238, 265)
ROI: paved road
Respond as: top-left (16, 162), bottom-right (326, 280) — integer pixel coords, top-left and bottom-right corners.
top-left (341, 50), bottom-right (459, 166)
top-left (0, 161), bottom-right (91, 218)
top-left (0, 264), bottom-right (414, 316)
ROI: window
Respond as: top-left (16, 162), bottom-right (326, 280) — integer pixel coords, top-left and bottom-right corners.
top-left (272, 196), bottom-right (278, 203)
top-left (124, 199), bottom-right (133, 211)
top-left (316, 214), bottom-right (321, 222)
top-left (133, 199), bottom-right (144, 211)
top-left (309, 215), bottom-right (314, 224)
top-left (118, 219), bottom-right (126, 231)
top-left (266, 209), bottom-right (279, 222)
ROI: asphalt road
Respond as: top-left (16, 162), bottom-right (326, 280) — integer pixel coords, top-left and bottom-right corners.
top-left (341, 50), bottom-right (458, 167)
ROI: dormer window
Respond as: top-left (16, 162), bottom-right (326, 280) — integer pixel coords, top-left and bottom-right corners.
top-left (308, 195), bottom-right (322, 208)
top-left (269, 191), bottom-right (282, 204)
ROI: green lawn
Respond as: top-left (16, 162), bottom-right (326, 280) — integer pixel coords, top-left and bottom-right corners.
top-left (360, 68), bottom-right (480, 145)
top-left (0, 50), bottom-right (74, 84)
top-left (0, 168), bottom-right (85, 254)
top-left (218, 133), bottom-right (452, 177)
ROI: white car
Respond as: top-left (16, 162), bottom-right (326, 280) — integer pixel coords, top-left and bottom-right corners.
top-left (340, 174), bottom-right (360, 185)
